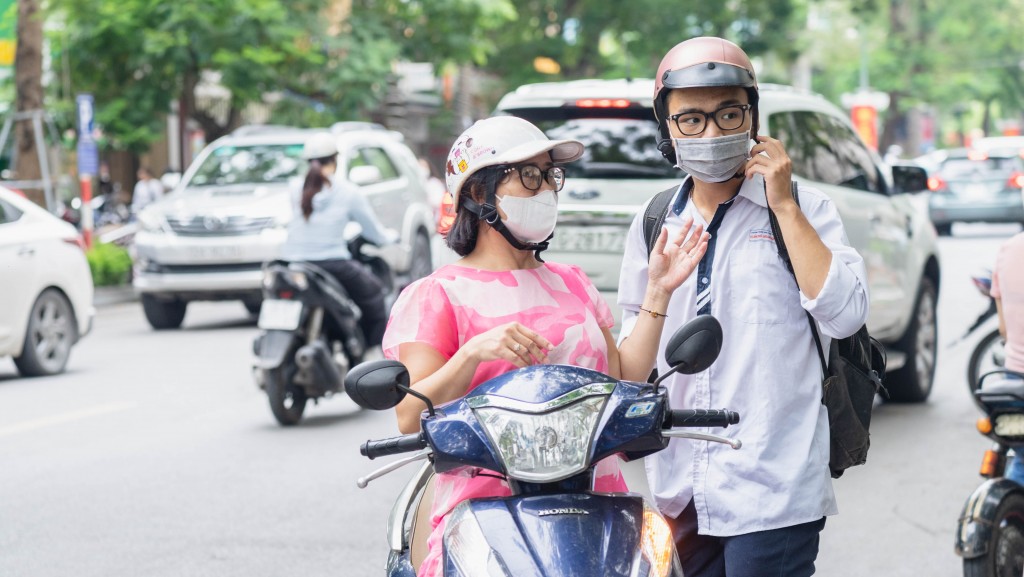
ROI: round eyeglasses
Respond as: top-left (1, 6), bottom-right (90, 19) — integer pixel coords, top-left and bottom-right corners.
top-left (669, 104), bottom-right (751, 136)
top-left (504, 164), bottom-right (566, 192)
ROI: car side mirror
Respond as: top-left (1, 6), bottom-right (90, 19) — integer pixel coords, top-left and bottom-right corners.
top-left (654, 315), bottom-right (723, 390)
top-left (349, 165), bottom-right (383, 186)
top-left (345, 360), bottom-right (436, 415)
top-left (892, 164), bottom-right (928, 194)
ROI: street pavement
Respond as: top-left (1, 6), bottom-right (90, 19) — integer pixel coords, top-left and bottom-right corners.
top-left (0, 223), bottom-right (1019, 576)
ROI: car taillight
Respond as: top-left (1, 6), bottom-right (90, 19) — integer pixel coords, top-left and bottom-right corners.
top-left (1008, 171), bottom-right (1024, 189)
top-left (437, 191), bottom-right (456, 236)
top-left (927, 176), bottom-right (945, 191)
top-left (63, 235), bottom-right (86, 251)
top-left (575, 98), bottom-right (632, 108)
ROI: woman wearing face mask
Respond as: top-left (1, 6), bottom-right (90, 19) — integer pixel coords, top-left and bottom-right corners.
top-left (382, 116), bottom-right (710, 577)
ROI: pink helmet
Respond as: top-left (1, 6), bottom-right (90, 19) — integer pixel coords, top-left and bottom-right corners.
top-left (653, 37), bottom-right (759, 158)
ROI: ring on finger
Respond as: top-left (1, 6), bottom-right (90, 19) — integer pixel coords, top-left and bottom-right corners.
top-left (513, 342), bottom-right (522, 352)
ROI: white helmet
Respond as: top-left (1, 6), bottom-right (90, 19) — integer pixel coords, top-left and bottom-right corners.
top-left (444, 116), bottom-right (583, 205)
top-left (302, 132), bottom-right (338, 160)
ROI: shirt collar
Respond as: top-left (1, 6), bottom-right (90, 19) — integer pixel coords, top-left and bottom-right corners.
top-left (672, 173), bottom-right (768, 215)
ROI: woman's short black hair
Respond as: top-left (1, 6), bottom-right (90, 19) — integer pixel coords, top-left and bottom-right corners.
top-left (445, 166), bottom-right (509, 257)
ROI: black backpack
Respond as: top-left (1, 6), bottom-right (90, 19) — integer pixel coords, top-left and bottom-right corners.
top-left (641, 183), bottom-right (886, 479)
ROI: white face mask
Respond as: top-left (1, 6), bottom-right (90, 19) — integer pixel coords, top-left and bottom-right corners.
top-left (673, 131), bottom-right (752, 183)
top-left (497, 189), bottom-right (559, 244)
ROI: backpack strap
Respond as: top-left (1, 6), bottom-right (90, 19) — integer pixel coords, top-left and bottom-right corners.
top-left (767, 181), bottom-right (829, 377)
top-left (643, 185), bottom-right (681, 258)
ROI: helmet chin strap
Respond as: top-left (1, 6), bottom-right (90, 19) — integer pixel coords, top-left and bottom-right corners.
top-left (463, 196), bottom-right (552, 263)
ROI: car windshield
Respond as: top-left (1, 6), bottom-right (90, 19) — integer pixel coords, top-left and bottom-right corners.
top-left (939, 156), bottom-right (1021, 179)
top-left (188, 144), bottom-right (306, 187)
top-left (506, 109), bottom-right (677, 179)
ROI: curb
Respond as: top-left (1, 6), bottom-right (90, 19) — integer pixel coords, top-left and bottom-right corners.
top-left (93, 285), bottom-right (139, 308)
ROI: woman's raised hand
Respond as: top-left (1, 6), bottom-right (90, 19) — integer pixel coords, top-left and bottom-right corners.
top-left (466, 322), bottom-right (553, 368)
top-left (648, 215), bottom-right (710, 294)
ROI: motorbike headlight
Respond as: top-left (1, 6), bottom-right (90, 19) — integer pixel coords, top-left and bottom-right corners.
top-left (638, 501), bottom-right (683, 577)
top-left (444, 502), bottom-right (512, 577)
top-left (471, 384), bottom-right (612, 483)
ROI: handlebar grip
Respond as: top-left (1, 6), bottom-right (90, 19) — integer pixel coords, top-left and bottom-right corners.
top-left (360, 433), bottom-right (427, 460)
top-left (668, 409), bottom-right (740, 428)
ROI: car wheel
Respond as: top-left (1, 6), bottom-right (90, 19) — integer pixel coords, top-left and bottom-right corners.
top-left (141, 294), bottom-right (187, 330)
top-left (934, 223), bottom-right (952, 236)
top-left (886, 277), bottom-right (938, 402)
top-left (14, 289), bottom-right (77, 377)
top-left (407, 230), bottom-right (433, 283)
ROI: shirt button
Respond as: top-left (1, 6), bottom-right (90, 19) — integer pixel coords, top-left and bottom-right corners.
top-left (701, 277), bottom-right (709, 284)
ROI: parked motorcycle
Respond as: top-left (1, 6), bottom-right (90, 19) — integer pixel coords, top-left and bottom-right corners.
top-left (347, 315), bottom-right (740, 577)
top-left (252, 236), bottom-right (393, 426)
top-left (955, 369), bottom-right (1024, 576)
top-left (951, 271), bottom-right (1006, 400)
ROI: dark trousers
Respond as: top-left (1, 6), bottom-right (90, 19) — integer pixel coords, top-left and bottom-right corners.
top-left (309, 259), bottom-right (387, 347)
top-left (668, 500), bottom-right (825, 577)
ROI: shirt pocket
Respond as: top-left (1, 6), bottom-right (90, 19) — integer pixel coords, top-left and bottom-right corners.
top-left (726, 246), bottom-right (798, 325)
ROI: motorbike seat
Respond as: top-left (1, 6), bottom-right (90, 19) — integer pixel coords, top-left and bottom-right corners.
top-left (978, 371), bottom-right (1024, 397)
top-left (409, 472), bottom-right (436, 573)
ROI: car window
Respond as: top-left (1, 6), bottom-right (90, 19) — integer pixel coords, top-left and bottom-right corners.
top-left (0, 198), bottom-right (22, 224)
top-left (508, 108), bottom-right (677, 179)
top-left (188, 144), bottom-right (306, 186)
top-left (940, 156), bottom-right (1022, 178)
top-left (771, 111), bottom-right (882, 194)
top-left (359, 147), bottom-right (400, 181)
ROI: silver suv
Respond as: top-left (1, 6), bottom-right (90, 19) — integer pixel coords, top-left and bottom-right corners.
top-left (132, 124), bottom-right (435, 330)
top-left (495, 79), bottom-right (940, 402)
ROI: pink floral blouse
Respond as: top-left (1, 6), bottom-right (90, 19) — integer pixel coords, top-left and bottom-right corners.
top-left (382, 262), bottom-right (626, 577)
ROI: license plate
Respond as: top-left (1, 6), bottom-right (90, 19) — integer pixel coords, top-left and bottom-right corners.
top-left (995, 414), bottom-right (1024, 437)
top-left (551, 226), bottom-right (627, 254)
top-left (186, 245), bottom-right (243, 261)
top-left (258, 299), bottom-right (303, 330)
top-left (965, 183), bottom-right (991, 200)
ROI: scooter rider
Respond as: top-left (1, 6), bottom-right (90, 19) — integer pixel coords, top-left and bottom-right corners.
top-left (281, 132), bottom-right (397, 346)
top-left (382, 115), bottom-right (711, 577)
top-left (991, 231), bottom-right (1024, 483)
top-left (617, 37), bottom-right (870, 576)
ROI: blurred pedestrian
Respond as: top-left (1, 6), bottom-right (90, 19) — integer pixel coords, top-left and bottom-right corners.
top-left (131, 167), bottom-right (164, 215)
top-left (990, 231), bottom-right (1024, 484)
top-left (418, 157), bottom-right (447, 220)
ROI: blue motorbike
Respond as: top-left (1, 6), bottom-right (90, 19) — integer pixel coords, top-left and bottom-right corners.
top-left (347, 315), bottom-right (740, 577)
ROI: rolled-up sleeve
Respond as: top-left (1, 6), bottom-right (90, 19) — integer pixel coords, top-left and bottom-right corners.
top-left (798, 188), bottom-right (870, 339)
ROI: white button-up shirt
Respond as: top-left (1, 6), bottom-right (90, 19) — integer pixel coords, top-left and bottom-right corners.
top-left (618, 174), bottom-right (869, 536)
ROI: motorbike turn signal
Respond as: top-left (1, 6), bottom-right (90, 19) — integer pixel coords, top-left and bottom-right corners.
top-left (980, 449), bottom-right (1001, 478)
top-left (977, 417), bottom-right (993, 435)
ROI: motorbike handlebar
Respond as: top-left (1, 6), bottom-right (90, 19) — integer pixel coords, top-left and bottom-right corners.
top-left (667, 409), bottom-right (740, 428)
top-left (360, 433), bottom-right (428, 460)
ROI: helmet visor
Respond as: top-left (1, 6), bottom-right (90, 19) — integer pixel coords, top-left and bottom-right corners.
top-left (661, 62), bottom-right (755, 91)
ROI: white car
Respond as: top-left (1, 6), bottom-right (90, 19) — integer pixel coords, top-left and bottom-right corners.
top-left (495, 79), bottom-right (940, 402)
top-left (0, 187), bottom-right (94, 376)
top-left (132, 124), bottom-right (436, 330)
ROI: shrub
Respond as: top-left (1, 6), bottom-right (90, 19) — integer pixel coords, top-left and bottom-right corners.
top-left (86, 242), bottom-right (133, 286)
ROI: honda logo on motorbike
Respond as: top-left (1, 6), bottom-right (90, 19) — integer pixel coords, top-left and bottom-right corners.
top-left (538, 508), bottom-right (590, 517)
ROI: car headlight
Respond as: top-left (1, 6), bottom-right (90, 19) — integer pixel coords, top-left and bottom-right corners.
top-left (638, 501), bottom-right (683, 577)
top-left (444, 502), bottom-right (512, 577)
top-left (138, 211), bottom-right (165, 233)
top-left (471, 384), bottom-right (611, 482)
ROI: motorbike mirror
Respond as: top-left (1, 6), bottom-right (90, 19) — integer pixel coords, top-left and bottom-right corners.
top-left (654, 315), bottom-right (723, 391)
top-left (345, 360), bottom-right (411, 410)
top-left (345, 360), bottom-right (437, 416)
top-left (892, 164), bottom-right (929, 193)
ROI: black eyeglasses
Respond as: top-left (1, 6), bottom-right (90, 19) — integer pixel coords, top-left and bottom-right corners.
top-left (669, 104), bottom-right (751, 136)
top-left (503, 164), bottom-right (566, 192)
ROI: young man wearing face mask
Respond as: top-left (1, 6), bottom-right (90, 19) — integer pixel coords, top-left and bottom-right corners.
top-left (382, 115), bottom-right (712, 577)
top-left (617, 37), bottom-right (870, 576)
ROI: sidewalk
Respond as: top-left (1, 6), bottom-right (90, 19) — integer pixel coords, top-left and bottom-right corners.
top-left (93, 285), bottom-right (139, 308)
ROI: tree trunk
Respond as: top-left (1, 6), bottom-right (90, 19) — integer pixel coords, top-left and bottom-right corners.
top-left (14, 0), bottom-right (45, 208)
